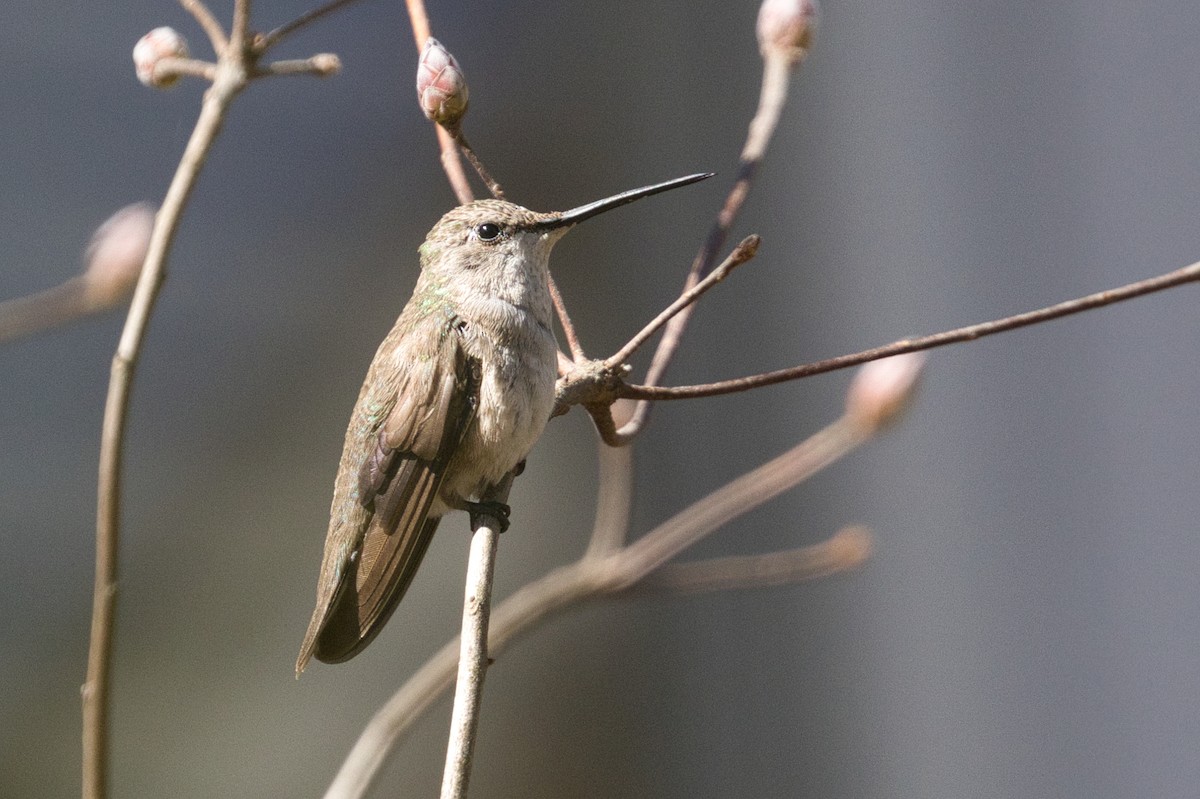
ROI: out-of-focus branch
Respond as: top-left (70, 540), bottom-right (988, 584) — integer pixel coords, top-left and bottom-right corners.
top-left (0, 203), bottom-right (154, 346)
top-left (585, 421), bottom-right (636, 557)
top-left (634, 526), bottom-right (873, 594)
top-left (86, 70), bottom-right (246, 799)
top-left (85, 6), bottom-right (346, 797)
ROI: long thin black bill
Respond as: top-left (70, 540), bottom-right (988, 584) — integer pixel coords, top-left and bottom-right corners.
top-left (534, 172), bottom-right (715, 230)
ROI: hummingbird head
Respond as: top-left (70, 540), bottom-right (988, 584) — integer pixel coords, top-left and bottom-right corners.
top-left (417, 172), bottom-right (714, 281)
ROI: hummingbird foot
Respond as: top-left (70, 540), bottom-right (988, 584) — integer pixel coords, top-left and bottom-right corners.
top-left (465, 500), bottom-right (511, 533)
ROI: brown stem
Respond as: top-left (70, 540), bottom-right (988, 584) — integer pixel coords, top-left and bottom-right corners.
top-left (454, 130), bottom-right (505, 200)
top-left (548, 275), bottom-right (585, 363)
top-left (606, 235), bottom-right (760, 368)
top-left (615, 53), bottom-right (793, 440)
top-left (621, 258), bottom-right (1200, 401)
top-left (260, 0), bottom-right (364, 49)
top-left (84, 60), bottom-right (248, 799)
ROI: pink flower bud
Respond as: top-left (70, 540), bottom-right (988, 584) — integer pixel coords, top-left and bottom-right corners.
top-left (845, 352), bottom-right (926, 433)
top-left (133, 27), bottom-right (190, 88)
top-left (416, 38), bottom-right (469, 129)
top-left (83, 203), bottom-right (155, 308)
top-left (756, 0), bottom-right (819, 63)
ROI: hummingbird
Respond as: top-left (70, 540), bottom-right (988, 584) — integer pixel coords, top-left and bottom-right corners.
top-left (296, 172), bottom-right (712, 673)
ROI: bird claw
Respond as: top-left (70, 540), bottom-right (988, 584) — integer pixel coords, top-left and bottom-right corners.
top-left (466, 500), bottom-right (511, 532)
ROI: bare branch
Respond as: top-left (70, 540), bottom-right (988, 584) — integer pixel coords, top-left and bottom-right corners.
top-left (621, 258), bottom-right (1200, 401)
top-left (606, 234), bottom-right (760, 368)
top-left (633, 526), bottom-right (874, 594)
top-left (230, 0), bottom-right (251, 54)
top-left (177, 0), bottom-right (228, 53)
top-left (615, 52), bottom-right (795, 440)
top-left (152, 56), bottom-right (218, 83)
top-left (86, 6), bottom-right (350, 793)
top-left (260, 0), bottom-right (364, 50)
top-left (440, 477), bottom-right (511, 799)
top-left (549, 275), bottom-right (586, 363)
top-left (454, 130), bottom-right (505, 200)
top-left (585, 422), bottom-right (636, 557)
top-left (255, 53), bottom-right (342, 78)
top-left (85, 61), bottom-right (249, 799)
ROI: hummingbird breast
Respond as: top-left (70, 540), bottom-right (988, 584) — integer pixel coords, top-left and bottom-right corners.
top-left (436, 293), bottom-right (558, 512)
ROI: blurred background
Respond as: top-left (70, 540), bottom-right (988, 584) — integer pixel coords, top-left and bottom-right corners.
top-left (3, 1), bottom-right (1200, 796)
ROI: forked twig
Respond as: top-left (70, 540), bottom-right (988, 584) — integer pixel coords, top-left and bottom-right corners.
top-left (614, 52), bottom-right (795, 440)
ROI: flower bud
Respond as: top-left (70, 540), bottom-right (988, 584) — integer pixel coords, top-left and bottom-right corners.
top-left (133, 27), bottom-right (190, 88)
top-left (83, 203), bottom-right (155, 308)
top-left (309, 53), bottom-right (342, 77)
top-left (416, 38), bottom-right (469, 129)
top-left (756, 0), bottom-right (818, 63)
top-left (845, 352), bottom-right (926, 433)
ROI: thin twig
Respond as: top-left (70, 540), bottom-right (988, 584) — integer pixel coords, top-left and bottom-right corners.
top-left (621, 258), bottom-right (1200, 401)
top-left (438, 128), bottom-right (476, 205)
top-left (178, 0), bottom-right (228, 53)
top-left (324, 412), bottom-right (869, 799)
top-left (548, 275), bottom-right (585, 364)
top-left (454, 130), bottom-right (505, 200)
top-left (153, 56), bottom-right (219, 83)
top-left (256, 54), bottom-right (342, 78)
top-left (634, 526), bottom-right (873, 594)
top-left (616, 52), bottom-right (794, 440)
top-left (84, 58), bottom-right (249, 799)
top-left (260, 0), bottom-right (364, 50)
top-left (606, 235), bottom-right (760, 368)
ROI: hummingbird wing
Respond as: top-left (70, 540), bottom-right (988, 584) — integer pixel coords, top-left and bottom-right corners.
top-left (297, 320), bottom-right (479, 670)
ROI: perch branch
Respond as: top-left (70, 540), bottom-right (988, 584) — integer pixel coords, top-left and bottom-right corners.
top-left (324, 410), bottom-right (871, 799)
top-left (440, 477), bottom-right (512, 799)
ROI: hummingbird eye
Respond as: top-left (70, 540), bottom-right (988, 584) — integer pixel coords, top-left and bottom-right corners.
top-left (475, 222), bottom-right (503, 242)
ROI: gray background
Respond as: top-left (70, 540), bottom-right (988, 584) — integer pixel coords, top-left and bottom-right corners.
top-left (3, 1), bottom-right (1200, 797)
